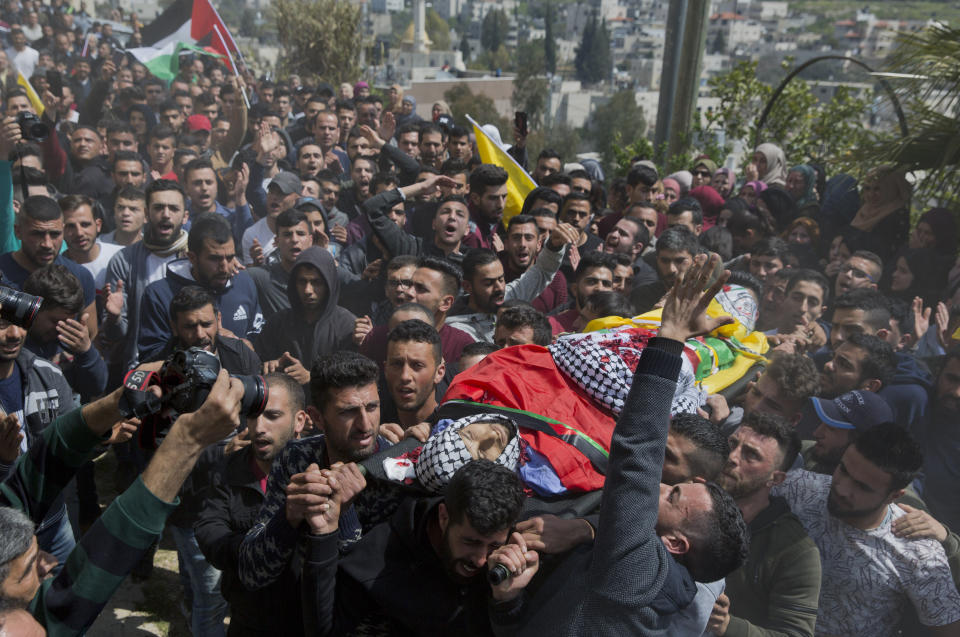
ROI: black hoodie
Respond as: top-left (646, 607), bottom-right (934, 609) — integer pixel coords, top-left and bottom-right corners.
top-left (253, 246), bottom-right (356, 365)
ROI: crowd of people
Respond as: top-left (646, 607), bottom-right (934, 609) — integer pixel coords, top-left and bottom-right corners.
top-left (0, 4), bottom-right (957, 636)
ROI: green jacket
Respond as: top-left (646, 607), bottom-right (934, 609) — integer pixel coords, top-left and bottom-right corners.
top-left (724, 497), bottom-right (821, 637)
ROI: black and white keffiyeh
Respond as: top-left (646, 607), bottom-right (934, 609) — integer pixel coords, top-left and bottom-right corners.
top-left (415, 413), bottom-right (521, 493)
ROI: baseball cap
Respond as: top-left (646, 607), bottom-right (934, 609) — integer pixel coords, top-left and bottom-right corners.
top-left (810, 391), bottom-right (893, 431)
top-left (186, 114), bottom-right (212, 132)
top-left (294, 197), bottom-right (323, 212)
top-left (268, 171), bottom-right (302, 196)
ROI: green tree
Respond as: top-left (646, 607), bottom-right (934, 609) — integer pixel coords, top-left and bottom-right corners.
top-left (426, 9), bottom-right (451, 51)
top-left (513, 39), bottom-right (549, 130)
top-left (273, 0), bottom-right (362, 85)
top-left (582, 90), bottom-right (646, 173)
top-left (544, 1), bottom-right (557, 74)
top-left (444, 83), bottom-right (509, 133)
top-left (481, 9), bottom-right (508, 52)
top-left (575, 13), bottom-right (610, 84)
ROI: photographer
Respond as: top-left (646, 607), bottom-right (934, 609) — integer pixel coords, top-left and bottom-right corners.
top-left (0, 363), bottom-right (245, 635)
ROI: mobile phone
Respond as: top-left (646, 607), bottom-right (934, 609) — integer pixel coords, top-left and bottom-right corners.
top-left (515, 111), bottom-right (529, 137)
top-left (46, 70), bottom-right (62, 98)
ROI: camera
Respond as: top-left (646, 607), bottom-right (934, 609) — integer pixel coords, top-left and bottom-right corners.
top-left (16, 112), bottom-right (49, 142)
top-left (0, 285), bottom-right (42, 329)
top-left (120, 347), bottom-right (269, 449)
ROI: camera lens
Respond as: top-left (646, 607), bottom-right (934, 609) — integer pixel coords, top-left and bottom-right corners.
top-left (29, 121), bottom-right (49, 141)
top-left (0, 286), bottom-right (43, 328)
top-left (234, 375), bottom-right (269, 417)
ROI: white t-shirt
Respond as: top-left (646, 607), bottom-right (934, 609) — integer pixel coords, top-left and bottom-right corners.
top-left (773, 470), bottom-right (960, 636)
top-left (7, 46), bottom-right (38, 78)
top-left (241, 217), bottom-right (277, 265)
top-left (79, 241), bottom-right (123, 291)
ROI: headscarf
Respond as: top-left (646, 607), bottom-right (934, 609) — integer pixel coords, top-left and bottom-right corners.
top-left (819, 173), bottom-right (860, 230)
top-left (415, 413), bottom-right (521, 494)
top-left (754, 142), bottom-right (787, 186)
top-left (789, 164), bottom-right (818, 209)
top-left (662, 178), bottom-right (681, 197)
top-left (894, 248), bottom-right (947, 307)
top-left (432, 100), bottom-right (452, 121)
top-left (389, 83), bottom-right (404, 110)
top-left (693, 157), bottom-right (718, 176)
top-left (743, 180), bottom-right (768, 198)
top-left (689, 185), bottom-right (724, 227)
top-left (851, 166), bottom-right (911, 232)
top-left (667, 171), bottom-right (693, 195)
top-left (782, 216), bottom-right (821, 247)
top-left (916, 208), bottom-right (957, 257)
top-left (714, 167), bottom-right (735, 198)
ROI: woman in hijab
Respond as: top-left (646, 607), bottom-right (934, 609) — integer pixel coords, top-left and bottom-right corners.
top-left (887, 248), bottom-right (947, 308)
top-left (691, 157), bottom-right (717, 189)
top-left (782, 217), bottom-right (822, 269)
top-left (689, 185), bottom-right (724, 230)
top-left (758, 186), bottom-right (798, 231)
top-left (785, 165), bottom-right (820, 216)
top-left (850, 165), bottom-right (911, 262)
top-left (738, 180), bottom-right (767, 209)
top-left (910, 208), bottom-right (958, 258)
top-left (752, 142), bottom-right (788, 187)
top-left (431, 100), bottom-right (451, 121)
top-left (713, 167), bottom-right (735, 199)
top-left (661, 178), bottom-right (681, 207)
top-left (387, 84), bottom-right (404, 114)
top-left (396, 95), bottom-right (422, 127)
top-left (666, 170), bottom-right (693, 196)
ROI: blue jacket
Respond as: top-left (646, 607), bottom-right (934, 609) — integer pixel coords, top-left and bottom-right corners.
top-left (137, 259), bottom-right (263, 364)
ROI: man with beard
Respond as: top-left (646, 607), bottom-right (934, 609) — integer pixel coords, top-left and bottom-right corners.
top-left (629, 225), bottom-right (701, 315)
top-left (247, 207), bottom-right (315, 320)
top-left (463, 164), bottom-right (509, 250)
top-left (820, 332), bottom-right (896, 399)
top-left (771, 423), bottom-right (960, 636)
top-left (102, 180), bottom-right (190, 380)
top-left (138, 213), bottom-right (263, 364)
top-left (184, 158), bottom-right (254, 249)
top-left (156, 286), bottom-right (262, 637)
top-left (551, 251), bottom-right (616, 333)
top-left (419, 122), bottom-right (446, 171)
top-left (238, 352), bottom-right (398, 591)
top-left (708, 413), bottom-right (821, 637)
top-left (502, 214), bottom-right (568, 313)
top-left (60, 195), bottom-right (123, 292)
top-left (913, 347), bottom-right (960, 532)
top-left (382, 320), bottom-right (445, 429)
top-left (448, 223), bottom-right (578, 342)
top-left (0, 196), bottom-right (98, 338)
top-left (196, 373), bottom-right (308, 636)
top-left (301, 458), bottom-right (525, 635)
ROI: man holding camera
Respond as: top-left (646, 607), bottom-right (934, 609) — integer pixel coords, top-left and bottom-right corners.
top-left (0, 361), bottom-right (246, 635)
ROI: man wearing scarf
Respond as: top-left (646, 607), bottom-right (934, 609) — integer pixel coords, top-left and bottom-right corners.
top-left (101, 179), bottom-right (190, 385)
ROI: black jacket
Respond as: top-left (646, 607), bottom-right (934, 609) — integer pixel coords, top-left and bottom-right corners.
top-left (490, 338), bottom-right (698, 635)
top-left (254, 246), bottom-right (356, 365)
top-left (302, 496), bottom-right (496, 636)
top-left (195, 447), bottom-right (304, 637)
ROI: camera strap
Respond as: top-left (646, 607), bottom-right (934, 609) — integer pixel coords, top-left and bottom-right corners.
top-left (118, 369), bottom-right (162, 420)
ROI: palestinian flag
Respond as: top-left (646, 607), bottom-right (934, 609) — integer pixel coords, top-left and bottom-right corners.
top-left (128, 42), bottom-right (223, 82)
top-left (140, 0), bottom-right (240, 70)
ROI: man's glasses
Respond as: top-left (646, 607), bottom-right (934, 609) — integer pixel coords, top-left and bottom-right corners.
top-left (387, 278), bottom-right (414, 289)
top-left (839, 264), bottom-right (875, 282)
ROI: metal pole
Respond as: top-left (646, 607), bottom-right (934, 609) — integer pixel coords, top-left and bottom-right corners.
top-left (654, 0), bottom-right (687, 164)
top-left (666, 0), bottom-right (710, 163)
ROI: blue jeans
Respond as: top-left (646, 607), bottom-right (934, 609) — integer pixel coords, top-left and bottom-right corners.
top-left (36, 507), bottom-right (75, 574)
top-left (171, 525), bottom-right (227, 637)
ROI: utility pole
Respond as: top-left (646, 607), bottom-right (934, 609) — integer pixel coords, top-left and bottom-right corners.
top-left (654, 0), bottom-right (710, 166)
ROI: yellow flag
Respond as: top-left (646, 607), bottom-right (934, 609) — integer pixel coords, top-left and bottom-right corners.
top-left (467, 114), bottom-right (536, 224)
top-left (16, 71), bottom-right (44, 117)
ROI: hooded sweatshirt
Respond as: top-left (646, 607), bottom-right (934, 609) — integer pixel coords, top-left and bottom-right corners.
top-left (254, 246), bottom-right (356, 365)
top-left (137, 259), bottom-right (264, 364)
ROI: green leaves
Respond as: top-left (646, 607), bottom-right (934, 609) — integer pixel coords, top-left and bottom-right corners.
top-left (272, 0), bottom-right (362, 86)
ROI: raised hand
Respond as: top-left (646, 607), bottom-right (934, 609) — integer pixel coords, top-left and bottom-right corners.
top-left (358, 124), bottom-right (386, 150)
top-left (935, 301), bottom-right (950, 347)
top-left (280, 351), bottom-right (310, 384)
top-left (249, 238), bottom-right (265, 266)
top-left (379, 111), bottom-right (396, 142)
top-left (548, 222), bottom-right (580, 251)
top-left (0, 116), bottom-right (22, 160)
top-left (330, 225), bottom-right (348, 244)
top-left (352, 315), bottom-right (373, 347)
top-left (362, 258), bottom-right (383, 281)
top-left (912, 297), bottom-right (931, 342)
top-left (658, 253), bottom-right (733, 343)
